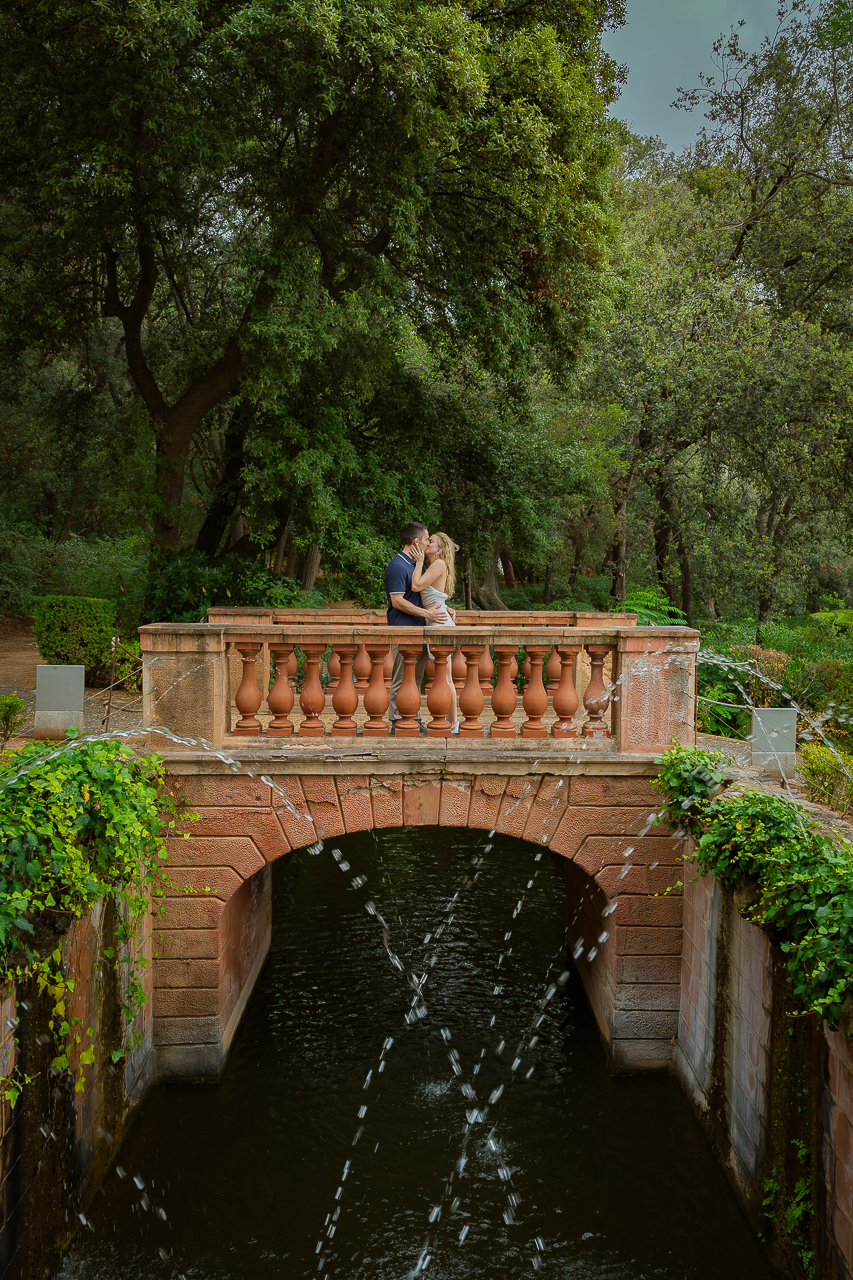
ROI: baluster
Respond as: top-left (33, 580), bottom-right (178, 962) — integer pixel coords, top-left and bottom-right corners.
top-left (267, 643), bottom-right (295, 736)
top-left (393, 643), bottom-right (423, 736)
top-left (363, 644), bottom-right (392, 736)
top-left (459, 644), bottom-right (486, 736)
top-left (327, 647), bottom-right (341, 691)
top-left (298, 644), bottom-right (326, 736)
top-left (424, 655), bottom-right (436, 692)
top-left (331, 644), bottom-right (359, 736)
top-left (354, 643), bottom-right (371, 691)
top-left (426, 644), bottom-right (454, 735)
top-left (233, 643), bottom-right (263, 736)
top-left (451, 645), bottom-right (466, 691)
top-left (545, 645), bottom-right (562, 693)
top-left (521, 644), bottom-right (549, 738)
top-left (478, 646), bottom-right (495, 694)
top-left (382, 648), bottom-right (394, 687)
top-left (582, 645), bottom-right (612, 738)
top-left (287, 649), bottom-right (298, 683)
top-left (552, 644), bottom-right (581, 737)
top-left (490, 644), bottom-right (519, 737)
top-left (522, 652), bottom-right (532, 681)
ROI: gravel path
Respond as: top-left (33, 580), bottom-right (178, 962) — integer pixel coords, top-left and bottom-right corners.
top-left (0, 619), bottom-right (142, 749)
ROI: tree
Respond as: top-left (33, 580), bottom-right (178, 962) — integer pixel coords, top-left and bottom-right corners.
top-left (580, 131), bottom-right (853, 623)
top-left (0, 0), bottom-right (624, 548)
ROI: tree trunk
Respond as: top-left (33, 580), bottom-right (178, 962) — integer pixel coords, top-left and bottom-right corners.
top-left (498, 545), bottom-right (517, 590)
top-left (272, 519), bottom-right (293, 576)
top-left (652, 478), bottom-right (680, 607)
top-left (194, 406), bottom-right (252, 558)
top-left (676, 534), bottom-right (692, 626)
top-left (464, 554), bottom-right (473, 609)
top-left (543, 561), bottom-right (553, 607)
top-left (285, 540), bottom-right (300, 579)
top-left (55, 471), bottom-right (85, 543)
top-left (472, 547), bottom-right (508, 611)
top-left (568, 539), bottom-right (582, 592)
top-left (608, 461), bottom-right (635, 604)
top-left (301, 543), bottom-right (322, 591)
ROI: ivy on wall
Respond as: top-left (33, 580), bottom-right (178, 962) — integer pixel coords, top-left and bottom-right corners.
top-left (0, 735), bottom-right (189, 1103)
top-left (655, 742), bottom-right (853, 1025)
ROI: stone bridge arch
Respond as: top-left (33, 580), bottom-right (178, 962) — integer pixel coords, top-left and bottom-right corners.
top-left (156, 764), bottom-right (684, 1082)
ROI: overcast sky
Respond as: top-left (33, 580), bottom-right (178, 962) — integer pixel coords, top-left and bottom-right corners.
top-left (602, 0), bottom-right (783, 152)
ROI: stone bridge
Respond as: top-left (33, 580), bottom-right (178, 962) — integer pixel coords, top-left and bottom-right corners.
top-left (139, 608), bottom-right (699, 1082)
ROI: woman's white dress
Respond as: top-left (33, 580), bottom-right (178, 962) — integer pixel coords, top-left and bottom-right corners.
top-left (420, 584), bottom-right (455, 627)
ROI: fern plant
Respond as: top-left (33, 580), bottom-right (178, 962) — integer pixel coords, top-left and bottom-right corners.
top-left (613, 586), bottom-right (686, 626)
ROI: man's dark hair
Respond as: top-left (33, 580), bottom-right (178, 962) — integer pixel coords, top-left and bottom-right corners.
top-left (400, 521), bottom-right (428, 545)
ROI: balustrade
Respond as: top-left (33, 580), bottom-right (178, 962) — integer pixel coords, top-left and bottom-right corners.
top-left (233, 643), bottom-right (263, 736)
top-left (267, 643), bottom-right (295, 736)
top-left (363, 643), bottom-right (392, 735)
top-left (206, 624), bottom-right (648, 744)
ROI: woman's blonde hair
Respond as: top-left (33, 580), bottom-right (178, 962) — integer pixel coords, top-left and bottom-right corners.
top-left (431, 532), bottom-right (459, 597)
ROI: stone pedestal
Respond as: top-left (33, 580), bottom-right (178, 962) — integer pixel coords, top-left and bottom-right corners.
top-left (750, 708), bottom-right (797, 775)
top-left (33, 664), bottom-right (85, 738)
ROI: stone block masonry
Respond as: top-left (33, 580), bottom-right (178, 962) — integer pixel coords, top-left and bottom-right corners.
top-left (160, 756), bottom-right (682, 1078)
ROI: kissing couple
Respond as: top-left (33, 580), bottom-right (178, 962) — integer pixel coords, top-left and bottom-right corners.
top-left (383, 521), bottom-right (460, 735)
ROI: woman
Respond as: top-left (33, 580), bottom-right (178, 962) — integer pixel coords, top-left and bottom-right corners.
top-left (412, 531), bottom-right (460, 733)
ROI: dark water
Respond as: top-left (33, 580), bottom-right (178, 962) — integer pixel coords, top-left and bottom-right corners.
top-left (57, 829), bottom-right (770, 1280)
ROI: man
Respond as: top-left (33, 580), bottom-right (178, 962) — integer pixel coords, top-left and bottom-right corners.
top-left (384, 521), bottom-right (455, 732)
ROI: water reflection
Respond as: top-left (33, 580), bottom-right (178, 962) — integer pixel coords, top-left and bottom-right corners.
top-left (57, 828), bottom-right (769, 1279)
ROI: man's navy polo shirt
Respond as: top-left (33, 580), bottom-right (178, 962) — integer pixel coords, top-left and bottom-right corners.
top-left (384, 551), bottom-right (425, 627)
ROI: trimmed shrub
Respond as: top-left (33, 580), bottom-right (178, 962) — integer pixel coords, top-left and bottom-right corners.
top-left (800, 741), bottom-right (853, 816)
top-left (33, 596), bottom-right (116, 682)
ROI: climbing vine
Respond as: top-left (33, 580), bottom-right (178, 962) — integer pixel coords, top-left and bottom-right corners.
top-left (0, 735), bottom-right (188, 1103)
top-left (655, 742), bottom-right (853, 1025)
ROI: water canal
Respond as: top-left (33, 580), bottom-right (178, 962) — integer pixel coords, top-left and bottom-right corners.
top-left (57, 828), bottom-right (770, 1280)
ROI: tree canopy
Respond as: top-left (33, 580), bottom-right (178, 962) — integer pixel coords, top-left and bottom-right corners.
top-left (0, 0), bottom-right (624, 558)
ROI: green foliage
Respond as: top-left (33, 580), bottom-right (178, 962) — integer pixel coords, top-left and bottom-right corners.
top-left (0, 0), bottom-right (621, 551)
top-left (697, 616), bottom-right (853, 742)
top-left (0, 697), bottom-right (26, 748)
top-left (695, 672), bottom-right (749, 738)
top-left (614, 586), bottom-right (686, 626)
top-left (656, 742), bottom-right (853, 1024)
top-left (0, 736), bottom-right (185, 1099)
top-left (811, 609), bottom-right (853, 631)
top-left (0, 525), bottom-right (147, 623)
top-left (799, 742), bottom-right (853, 817)
top-left (32, 595), bottom-right (116, 683)
top-left (144, 551), bottom-right (324, 624)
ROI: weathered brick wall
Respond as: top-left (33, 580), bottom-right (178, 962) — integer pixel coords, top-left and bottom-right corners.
top-left (824, 1028), bottom-right (853, 1278)
top-left (0, 902), bottom-right (154, 1279)
top-left (161, 765), bottom-right (684, 1077)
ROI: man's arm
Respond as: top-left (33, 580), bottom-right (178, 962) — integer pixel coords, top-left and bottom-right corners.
top-left (390, 592), bottom-right (443, 623)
